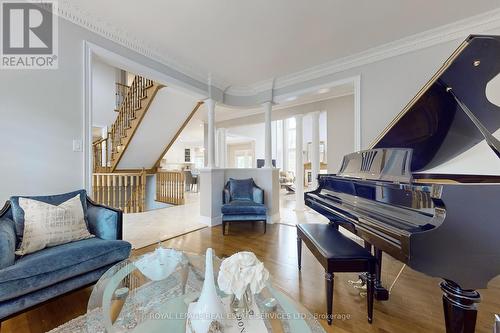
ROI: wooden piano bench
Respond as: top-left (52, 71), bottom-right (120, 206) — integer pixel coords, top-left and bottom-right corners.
top-left (296, 223), bottom-right (376, 325)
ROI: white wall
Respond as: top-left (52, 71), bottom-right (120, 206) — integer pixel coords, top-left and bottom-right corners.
top-left (226, 111), bottom-right (330, 169)
top-left (226, 123), bottom-right (265, 160)
top-left (0, 16), bottom-right (205, 203)
top-left (2, 13), bottom-right (499, 204)
top-left (92, 57), bottom-right (118, 127)
top-left (0, 19), bottom-right (89, 202)
top-left (326, 95), bottom-right (355, 173)
top-left (308, 29), bottom-right (498, 148)
top-left (164, 140), bottom-right (204, 166)
top-left (220, 98), bottom-right (346, 171)
top-left (199, 168), bottom-right (280, 226)
top-left (302, 111), bottom-right (327, 151)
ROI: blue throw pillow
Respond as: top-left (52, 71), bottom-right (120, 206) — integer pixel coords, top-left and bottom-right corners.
top-left (228, 178), bottom-right (254, 201)
top-left (9, 189), bottom-right (88, 244)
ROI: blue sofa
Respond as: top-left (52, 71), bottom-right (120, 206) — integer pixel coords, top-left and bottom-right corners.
top-left (221, 178), bottom-right (268, 235)
top-left (0, 190), bottom-right (131, 323)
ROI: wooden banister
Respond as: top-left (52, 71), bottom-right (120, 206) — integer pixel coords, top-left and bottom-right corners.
top-left (115, 83), bottom-right (130, 111)
top-left (92, 169), bottom-right (147, 213)
top-left (156, 171), bottom-right (185, 205)
top-left (92, 74), bottom-right (164, 173)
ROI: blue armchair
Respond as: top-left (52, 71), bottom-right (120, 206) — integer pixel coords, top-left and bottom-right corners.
top-left (221, 178), bottom-right (268, 235)
top-left (0, 189), bottom-right (131, 323)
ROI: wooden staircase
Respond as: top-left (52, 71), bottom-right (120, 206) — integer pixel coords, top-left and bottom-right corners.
top-left (93, 75), bottom-right (164, 172)
top-left (91, 75), bottom-right (200, 212)
top-left (92, 171), bottom-right (146, 213)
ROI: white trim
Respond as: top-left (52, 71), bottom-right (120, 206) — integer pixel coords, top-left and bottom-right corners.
top-left (199, 215), bottom-right (223, 227)
top-left (83, 41), bottom-right (93, 193)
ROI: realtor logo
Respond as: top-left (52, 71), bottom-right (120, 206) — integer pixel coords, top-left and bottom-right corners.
top-left (1, 0), bottom-right (58, 69)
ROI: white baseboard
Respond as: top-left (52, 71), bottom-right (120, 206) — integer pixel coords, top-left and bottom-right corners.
top-left (267, 213), bottom-right (280, 224)
top-left (199, 215), bottom-right (222, 227)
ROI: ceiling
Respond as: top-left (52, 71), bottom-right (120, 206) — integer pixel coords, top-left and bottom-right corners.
top-left (65, 0), bottom-right (499, 89)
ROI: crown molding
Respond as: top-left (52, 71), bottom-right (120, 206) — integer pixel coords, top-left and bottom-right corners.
top-left (55, 2), bottom-right (500, 101)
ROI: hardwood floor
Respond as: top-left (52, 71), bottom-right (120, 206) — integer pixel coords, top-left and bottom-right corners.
top-left (2, 223), bottom-right (500, 333)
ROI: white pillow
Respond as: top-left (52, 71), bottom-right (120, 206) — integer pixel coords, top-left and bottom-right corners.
top-left (15, 194), bottom-right (94, 255)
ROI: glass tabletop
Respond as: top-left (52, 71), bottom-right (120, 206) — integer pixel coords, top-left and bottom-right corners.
top-left (87, 248), bottom-right (326, 333)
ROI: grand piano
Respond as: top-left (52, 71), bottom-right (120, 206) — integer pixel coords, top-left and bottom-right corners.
top-left (305, 35), bottom-right (500, 333)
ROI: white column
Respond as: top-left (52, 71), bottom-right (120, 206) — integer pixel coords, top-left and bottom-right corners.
top-left (311, 111), bottom-right (320, 188)
top-left (263, 101), bottom-right (273, 168)
top-left (295, 114), bottom-right (304, 210)
top-left (283, 119), bottom-right (289, 171)
top-left (206, 98), bottom-right (216, 168)
top-left (203, 123), bottom-right (208, 167)
top-left (216, 128), bottom-right (227, 168)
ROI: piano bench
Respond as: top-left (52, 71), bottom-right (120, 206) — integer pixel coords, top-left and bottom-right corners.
top-left (296, 223), bottom-right (376, 325)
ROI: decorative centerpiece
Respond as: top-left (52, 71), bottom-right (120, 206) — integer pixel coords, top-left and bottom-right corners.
top-left (134, 246), bottom-right (186, 281)
top-left (187, 248), bottom-right (225, 333)
top-left (217, 252), bottom-right (270, 315)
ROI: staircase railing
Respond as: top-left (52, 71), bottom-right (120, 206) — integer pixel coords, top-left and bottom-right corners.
top-left (109, 76), bottom-right (153, 160)
top-left (156, 171), bottom-right (185, 205)
top-left (115, 83), bottom-right (129, 111)
top-left (92, 75), bottom-right (157, 172)
top-left (92, 170), bottom-right (147, 213)
top-left (93, 135), bottom-right (111, 173)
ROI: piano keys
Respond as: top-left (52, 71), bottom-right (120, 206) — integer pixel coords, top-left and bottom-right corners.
top-left (305, 35), bottom-right (500, 333)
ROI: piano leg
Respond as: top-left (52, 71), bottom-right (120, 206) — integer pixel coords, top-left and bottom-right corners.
top-left (297, 237), bottom-right (302, 271)
top-left (361, 244), bottom-right (390, 301)
top-left (440, 280), bottom-right (481, 333)
top-left (374, 248), bottom-right (389, 301)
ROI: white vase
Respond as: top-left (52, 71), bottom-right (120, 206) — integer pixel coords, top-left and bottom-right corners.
top-left (188, 248), bottom-right (225, 333)
top-left (134, 247), bottom-right (184, 281)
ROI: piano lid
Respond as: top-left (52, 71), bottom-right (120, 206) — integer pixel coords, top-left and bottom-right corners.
top-left (371, 35), bottom-right (500, 173)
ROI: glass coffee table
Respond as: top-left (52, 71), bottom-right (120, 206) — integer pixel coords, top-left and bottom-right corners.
top-left (87, 249), bottom-right (326, 333)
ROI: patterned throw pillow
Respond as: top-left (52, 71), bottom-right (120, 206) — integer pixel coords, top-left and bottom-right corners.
top-left (15, 194), bottom-right (94, 256)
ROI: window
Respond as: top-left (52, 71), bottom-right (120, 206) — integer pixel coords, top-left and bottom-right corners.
top-left (234, 149), bottom-right (253, 168)
top-left (287, 117), bottom-right (296, 173)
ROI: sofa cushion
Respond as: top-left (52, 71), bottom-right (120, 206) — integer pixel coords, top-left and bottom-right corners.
top-left (228, 178), bottom-right (254, 201)
top-left (0, 238), bottom-right (131, 301)
top-left (0, 218), bottom-right (16, 270)
top-left (0, 263), bottom-right (114, 320)
top-left (222, 200), bottom-right (267, 215)
top-left (15, 194), bottom-right (94, 256)
top-left (87, 203), bottom-right (120, 240)
top-left (10, 190), bottom-right (89, 244)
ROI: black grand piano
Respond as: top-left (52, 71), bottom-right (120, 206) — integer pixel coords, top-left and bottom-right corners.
top-left (305, 35), bottom-right (500, 333)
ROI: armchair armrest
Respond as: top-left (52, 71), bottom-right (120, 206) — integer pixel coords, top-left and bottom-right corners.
top-left (0, 217), bottom-right (16, 269)
top-left (222, 188), bottom-right (231, 204)
top-left (86, 198), bottom-right (123, 240)
top-left (252, 186), bottom-right (264, 204)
